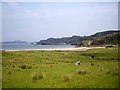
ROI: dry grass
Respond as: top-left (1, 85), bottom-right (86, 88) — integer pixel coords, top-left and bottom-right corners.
top-left (63, 73), bottom-right (72, 82)
top-left (112, 70), bottom-right (118, 76)
top-left (98, 67), bottom-right (103, 71)
top-left (2, 48), bottom-right (118, 88)
top-left (91, 63), bottom-right (94, 66)
top-left (32, 72), bottom-right (46, 80)
top-left (19, 64), bottom-right (32, 69)
top-left (76, 69), bottom-right (87, 75)
top-left (106, 69), bottom-right (110, 74)
top-left (8, 71), bottom-right (11, 74)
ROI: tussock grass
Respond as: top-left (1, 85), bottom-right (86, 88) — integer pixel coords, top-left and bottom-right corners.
top-left (63, 73), bottom-right (72, 82)
top-left (50, 64), bottom-right (53, 67)
top-left (76, 69), bottom-right (87, 75)
top-left (106, 69), bottom-right (110, 74)
top-left (98, 67), bottom-right (103, 71)
top-left (114, 66), bottom-right (118, 71)
top-left (2, 47), bottom-right (118, 88)
top-left (112, 70), bottom-right (118, 76)
top-left (32, 72), bottom-right (46, 80)
top-left (8, 71), bottom-right (11, 74)
top-left (19, 64), bottom-right (32, 69)
top-left (91, 63), bottom-right (94, 66)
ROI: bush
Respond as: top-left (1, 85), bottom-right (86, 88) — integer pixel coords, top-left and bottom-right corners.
top-left (32, 72), bottom-right (46, 80)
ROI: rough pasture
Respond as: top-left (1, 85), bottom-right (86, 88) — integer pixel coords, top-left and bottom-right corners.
top-left (2, 48), bottom-right (119, 88)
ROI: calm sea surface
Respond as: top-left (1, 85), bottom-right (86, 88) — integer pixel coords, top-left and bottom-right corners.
top-left (1, 42), bottom-right (75, 50)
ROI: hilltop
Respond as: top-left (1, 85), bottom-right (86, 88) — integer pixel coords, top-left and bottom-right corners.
top-left (36, 30), bottom-right (120, 46)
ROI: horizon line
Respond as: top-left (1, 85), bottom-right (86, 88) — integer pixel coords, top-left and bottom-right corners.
top-left (2, 29), bottom-right (119, 42)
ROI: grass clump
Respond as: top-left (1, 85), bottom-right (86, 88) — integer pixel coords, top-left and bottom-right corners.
top-left (8, 71), bottom-right (11, 74)
top-left (2, 48), bottom-right (118, 88)
top-left (106, 69), bottom-right (110, 74)
top-left (63, 74), bottom-right (72, 82)
top-left (76, 69), bottom-right (87, 75)
top-left (98, 67), bottom-right (103, 71)
top-left (32, 72), bottom-right (46, 80)
top-left (91, 63), bottom-right (94, 66)
top-left (19, 64), bottom-right (32, 69)
top-left (112, 70), bottom-right (118, 76)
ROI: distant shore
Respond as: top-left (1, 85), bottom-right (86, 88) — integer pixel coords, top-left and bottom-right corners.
top-left (2, 47), bottom-right (105, 52)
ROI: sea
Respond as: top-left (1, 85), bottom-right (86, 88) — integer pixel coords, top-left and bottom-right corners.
top-left (0, 42), bottom-right (75, 50)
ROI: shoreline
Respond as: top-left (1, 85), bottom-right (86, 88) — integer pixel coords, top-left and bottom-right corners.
top-left (1, 47), bottom-right (105, 52)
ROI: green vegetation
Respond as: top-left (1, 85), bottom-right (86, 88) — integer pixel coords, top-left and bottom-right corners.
top-left (37, 30), bottom-right (120, 46)
top-left (2, 48), bottom-right (119, 88)
top-left (91, 33), bottom-right (120, 45)
top-left (0, 51), bottom-right (2, 89)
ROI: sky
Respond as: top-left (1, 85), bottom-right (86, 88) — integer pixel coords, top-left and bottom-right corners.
top-left (2, 2), bottom-right (118, 42)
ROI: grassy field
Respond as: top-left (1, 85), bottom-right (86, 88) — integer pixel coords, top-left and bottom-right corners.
top-left (0, 50), bottom-right (2, 89)
top-left (2, 47), bottom-right (119, 88)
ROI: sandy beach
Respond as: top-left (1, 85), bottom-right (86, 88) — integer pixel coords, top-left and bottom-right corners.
top-left (3, 47), bottom-right (105, 51)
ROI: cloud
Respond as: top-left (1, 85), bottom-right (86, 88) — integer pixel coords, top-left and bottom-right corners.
top-left (3, 2), bottom-right (118, 20)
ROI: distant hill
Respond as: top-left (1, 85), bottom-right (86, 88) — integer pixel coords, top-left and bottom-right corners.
top-left (3, 41), bottom-right (27, 43)
top-left (37, 30), bottom-right (120, 46)
top-left (89, 31), bottom-right (120, 45)
top-left (37, 36), bottom-right (84, 45)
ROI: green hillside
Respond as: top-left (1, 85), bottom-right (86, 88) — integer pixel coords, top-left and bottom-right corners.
top-left (36, 30), bottom-right (120, 46)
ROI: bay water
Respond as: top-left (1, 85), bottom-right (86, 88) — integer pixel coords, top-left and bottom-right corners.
top-left (1, 42), bottom-right (75, 50)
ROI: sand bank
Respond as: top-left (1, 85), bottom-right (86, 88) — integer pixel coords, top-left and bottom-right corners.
top-left (3, 47), bottom-right (105, 52)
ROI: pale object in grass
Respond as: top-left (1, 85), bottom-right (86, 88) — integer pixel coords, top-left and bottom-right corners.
top-left (75, 61), bottom-right (80, 66)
